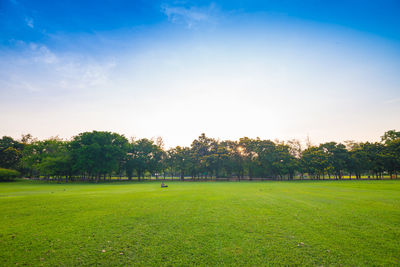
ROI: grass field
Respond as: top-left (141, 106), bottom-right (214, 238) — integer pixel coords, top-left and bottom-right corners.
top-left (1, 180), bottom-right (399, 266)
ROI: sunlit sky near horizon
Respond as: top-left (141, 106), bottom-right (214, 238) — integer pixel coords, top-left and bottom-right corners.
top-left (0, 0), bottom-right (399, 147)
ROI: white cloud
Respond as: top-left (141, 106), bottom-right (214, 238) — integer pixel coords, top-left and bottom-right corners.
top-left (33, 45), bottom-right (58, 64)
top-left (1, 20), bottom-right (399, 146)
top-left (25, 17), bottom-right (34, 28)
top-left (29, 43), bottom-right (37, 50)
top-left (161, 3), bottom-right (218, 28)
top-left (56, 60), bottom-right (116, 89)
top-left (0, 42), bottom-right (116, 94)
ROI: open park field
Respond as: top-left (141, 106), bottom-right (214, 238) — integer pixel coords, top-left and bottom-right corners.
top-left (1, 180), bottom-right (400, 266)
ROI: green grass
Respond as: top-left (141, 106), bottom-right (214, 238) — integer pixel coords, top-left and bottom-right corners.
top-left (1, 180), bottom-right (399, 266)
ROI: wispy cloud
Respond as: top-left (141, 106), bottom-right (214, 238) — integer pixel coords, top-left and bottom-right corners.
top-left (30, 43), bottom-right (58, 64)
top-left (56, 60), bottom-right (116, 90)
top-left (161, 3), bottom-right (218, 28)
top-left (0, 42), bottom-right (116, 94)
top-left (25, 17), bottom-right (34, 28)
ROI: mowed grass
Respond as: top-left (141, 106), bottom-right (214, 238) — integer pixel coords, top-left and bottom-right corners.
top-left (1, 180), bottom-right (399, 266)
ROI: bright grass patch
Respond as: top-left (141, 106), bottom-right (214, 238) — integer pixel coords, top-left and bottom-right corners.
top-left (1, 180), bottom-right (399, 265)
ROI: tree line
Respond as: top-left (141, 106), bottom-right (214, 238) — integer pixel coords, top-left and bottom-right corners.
top-left (0, 130), bottom-right (399, 182)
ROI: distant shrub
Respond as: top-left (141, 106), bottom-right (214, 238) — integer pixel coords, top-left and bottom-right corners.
top-left (0, 168), bottom-right (21, 181)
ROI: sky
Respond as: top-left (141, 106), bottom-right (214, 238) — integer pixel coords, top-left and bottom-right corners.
top-left (0, 0), bottom-right (399, 147)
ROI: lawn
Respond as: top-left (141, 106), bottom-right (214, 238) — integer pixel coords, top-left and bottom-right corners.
top-left (1, 180), bottom-right (399, 266)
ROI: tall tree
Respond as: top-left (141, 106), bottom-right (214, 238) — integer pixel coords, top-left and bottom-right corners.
top-left (320, 142), bottom-right (348, 179)
top-left (70, 131), bottom-right (128, 182)
top-left (191, 133), bottom-right (217, 178)
top-left (127, 138), bottom-right (163, 180)
top-left (168, 146), bottom-right (192, 180)
top-left (301, 146), bottom-right (328, 179)
top-left (383, 139), bottom-right (400, 178)
top-left (359, 142), bottom-right (385, 179)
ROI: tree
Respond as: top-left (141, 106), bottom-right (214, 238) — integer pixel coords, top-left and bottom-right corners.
top-left (191, 133), bottom-right (218, 178)
top-left (383, 139), bottom-right (400, 178)
top-left (320, 142), bottom-right (348, 179)
top-left (127, 138), bottom-right (163, 180)
top-left (2, 129), bottom-right (399, 182)
top-left (381, 130), bottom-right (400, 144)
top-left (168, 146), bottom-right (192, 180)
top-left (35, 138), bottom-right (72, 181)
top-left (219, 140), bottom-right (243, 179)
top-left (238, 137), bottom-right (258, 179)
top-left (0, 136), bottom-right (24, 170)
top-left (274, 144), bottom-right (298, 180)
top-left (70, 131), bottom-right (128, 182)
top-left (359, 142), bottom-right (385, 179)
top-left (301, 147), bottom-right (328, 179)
top-left (21, 140), bottom-right (45, 178)
top-left (345, 141), bottom-right (364, 179)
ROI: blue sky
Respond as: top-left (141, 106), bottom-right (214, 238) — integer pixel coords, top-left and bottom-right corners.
top-left (0, 0), bottom-right (399, 147)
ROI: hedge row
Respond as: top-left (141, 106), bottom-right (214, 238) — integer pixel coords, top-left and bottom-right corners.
top-left (0, 168), bottom-right (21, 181)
